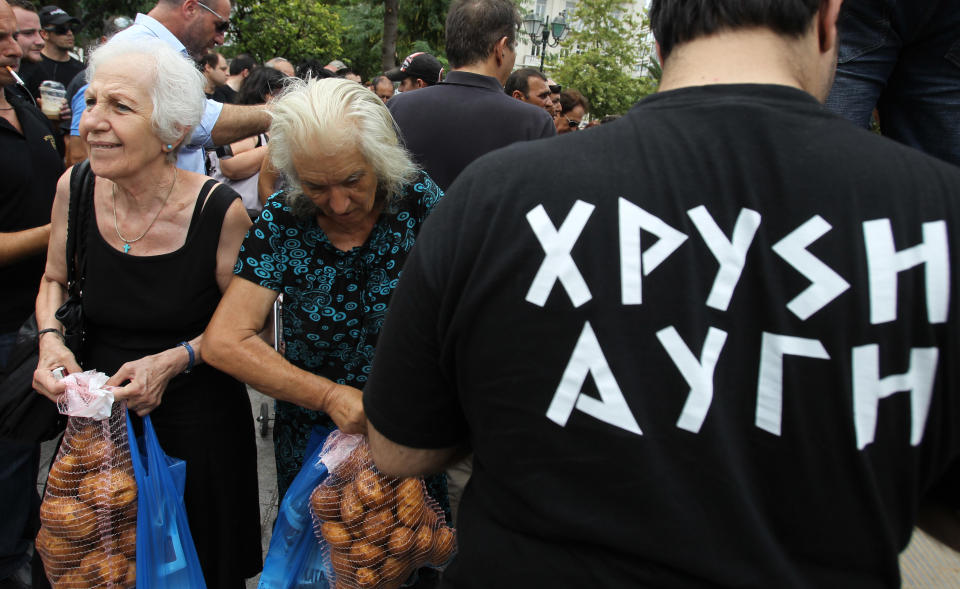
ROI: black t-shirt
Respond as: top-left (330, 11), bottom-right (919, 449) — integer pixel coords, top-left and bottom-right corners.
top-left (20, 54), bottom-right (84, 101)
top-left (387, 70), bottom-right (555, 192)
top-left (0, 86), bottom-right (64, 333)
top-left (365, 85), bottom-right (960, 588)
top-left (211, 84), bottom-right (237, 104)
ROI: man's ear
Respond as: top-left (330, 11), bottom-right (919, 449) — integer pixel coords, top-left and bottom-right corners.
top-left (39, 29), bottom-right (50, 41)
top-left (817, 0), bottom-right (843, 54)
top-left (511, 89), bottom-right (525, 101)
top-left (416, 79), bottom-right (428, 89)
top-left (493, 36), bottom-right (508, 66)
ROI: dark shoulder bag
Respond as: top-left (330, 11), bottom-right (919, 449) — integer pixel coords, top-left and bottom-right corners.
top-left (0, 161), bottom-right (94, 442)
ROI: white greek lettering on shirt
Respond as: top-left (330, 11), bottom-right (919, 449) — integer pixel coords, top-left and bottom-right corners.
top-left (687, 205), bottom-right (762, 311)
top-left (618, 198), bottom-right (689, 305)
top-left (772, 215), bottom-right (851, 320)
top-left (525, 201), bottom-right (594, 308)
top-left (656, 326), bottom-right (727, 434)
top-left (863, 219), bottom-right (950, 325)
top-left (546, 321), bottom-right (643, 435)
top-left (755, 333), bottom-right (830, 436)
top-left (852, 344), bottom-right (938, 450)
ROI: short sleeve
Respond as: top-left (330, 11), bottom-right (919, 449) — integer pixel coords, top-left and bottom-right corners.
top-left (70, 84), bottom-right (86, 135)
top-left (233, 194), bottom-right (294, 292)
top-left (190, 98), bottom-right (223, 149)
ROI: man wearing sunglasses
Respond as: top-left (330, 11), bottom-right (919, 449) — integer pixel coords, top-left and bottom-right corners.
top-left (18, 6), bottom-right (80, 99)
top-left (71, 0), bottom-right (272, 176)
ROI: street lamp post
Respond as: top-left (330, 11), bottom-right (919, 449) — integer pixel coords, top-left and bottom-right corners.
top-left (522, 11), bottom-right (569, 72)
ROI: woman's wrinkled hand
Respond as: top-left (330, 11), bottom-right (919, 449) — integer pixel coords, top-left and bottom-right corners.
top-left (108, 348), bottom-right (186, 416)
top-left (33, 336), bottom-right (82, 402)
top-left (325, 383), bottom-right (366, 434)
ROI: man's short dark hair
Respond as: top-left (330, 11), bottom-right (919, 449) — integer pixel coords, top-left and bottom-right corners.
top-left (8, 0), bottom-right (38, 13)
top-left (650, 0), bottom-right (821, 59)
top-left (229, 53), bottom-right (257, 76)
top-left (445, 0), bottom-right (521, 69)
top-left (504, 67), bottom-right (546, 97)
top-left (558, 89), bottom-right (589, 115)
top-left (297, 59), bottom-right (334, 79)
top-left (198, 52), bottom-right (220, 70)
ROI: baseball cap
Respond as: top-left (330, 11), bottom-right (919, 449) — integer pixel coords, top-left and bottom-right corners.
top-left (325, 59), bottom-right (348, 73)
top-left (39, 5), bottom-right (80, 28)
top-left (385, 52), bottom-right (443, 85)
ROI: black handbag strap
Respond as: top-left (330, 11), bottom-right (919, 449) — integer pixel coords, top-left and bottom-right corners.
top-left (66, 160), bottom-right (94, 296)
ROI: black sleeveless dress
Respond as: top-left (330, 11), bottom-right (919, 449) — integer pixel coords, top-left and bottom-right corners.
top-left (81, 179), bottom-right (262, 587)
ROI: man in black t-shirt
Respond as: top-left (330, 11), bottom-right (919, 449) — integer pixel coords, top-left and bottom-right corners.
top-left (364, 0), bottom-right (960, 587)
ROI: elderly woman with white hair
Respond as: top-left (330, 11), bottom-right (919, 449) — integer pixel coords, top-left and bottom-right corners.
top-left (203, 78), bottom-right (448, 513)
top-left (32, 39), bottom-right (262, 586)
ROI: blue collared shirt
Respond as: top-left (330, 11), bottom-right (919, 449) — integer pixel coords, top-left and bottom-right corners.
top-left (78, 13), bottom-right (223, 174)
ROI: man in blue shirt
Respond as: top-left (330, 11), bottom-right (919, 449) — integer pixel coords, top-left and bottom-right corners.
top-left (71, 0), bottom-right (270, 174)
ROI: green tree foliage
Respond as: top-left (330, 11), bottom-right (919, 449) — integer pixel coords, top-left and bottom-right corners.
top-left (552, 0), bottom-right (657, 119)
top-left (231, 0), bottom-right (343, 65)
top-left (335, 0), bottom-right (385, 82)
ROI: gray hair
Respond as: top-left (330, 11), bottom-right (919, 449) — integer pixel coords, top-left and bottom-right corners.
top-left (86, 38), bottom-right (206, 163)
top-left (268, 77), bottom-right (417, 212)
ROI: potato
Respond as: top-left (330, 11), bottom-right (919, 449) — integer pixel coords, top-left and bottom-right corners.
top-left (36, 526), bottom-right (85, 571)
top-left (311, 484), bottom-right (341, 521)
top-left (55, 570), bottom-right (90, 588)
top-left (96, 552), bottom-right (130, 586)
top-left (40, 496), bottom-right (97, 542)
top-left (77, 437), bottom-right (112, 470)
top-left (111, 523), bottom-right (137, 559)
top-left (48, 454), bottom-right (84, 495)
top-left (387, 526), bottom-right (415, 557)
top-left (429, 526), bottom-right (456, 565)
top-left (381, 556), bottom-right (412, 583)
top-left (340, 484), bottom-right (365, 528)
top-left (396, 494), bottom-right (425, 529)
top-left (321, 521), bottom-right (353, 549)
top-left (360, 508), bottom-right (394, 546)
top-left (124, 560), bottom-right (136, 587)
top-left (348, 541), bottom-right (385, 568)
top-left (411, 525), bottom-right (433, 559)
top-left (79, 548), bottom-right (108, 583)
top-left (329, 546), bottom-right (353, 584)
top-left (78, 469), bottom-right (137, 511)
top-left (355, 566), bottom-right (381, 589)
top-left (355, 468), bottom-right (392, 509)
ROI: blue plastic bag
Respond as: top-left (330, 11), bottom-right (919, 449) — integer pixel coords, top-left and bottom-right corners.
top-left (127, 412), bottom-right (206, 589)
top-left (258, 426), bottom-right (333, 589)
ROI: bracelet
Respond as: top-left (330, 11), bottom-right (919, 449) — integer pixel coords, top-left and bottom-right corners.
top-left (179, 341), bottom-right (195, 374)
top-left (37, 328), bottom-right (63, 340)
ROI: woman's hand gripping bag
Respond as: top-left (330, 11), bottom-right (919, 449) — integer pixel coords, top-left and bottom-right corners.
top-left (126, 412), bottom-right (205, 588)
top-left (310, 432), bottom-right (457, 589)
top-left (36, 371), bottom-right (138, 588)
top-left (258, 426), bottom-right (333, 589)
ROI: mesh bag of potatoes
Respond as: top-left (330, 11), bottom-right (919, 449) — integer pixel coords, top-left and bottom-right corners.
top-left (36, 371), bottom-right (137, 588)
top-left (310, 432), bottom-right (456, 589)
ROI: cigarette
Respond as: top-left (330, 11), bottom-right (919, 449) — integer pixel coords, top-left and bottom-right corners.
top-left (5, 65), bottom-right (24, 86)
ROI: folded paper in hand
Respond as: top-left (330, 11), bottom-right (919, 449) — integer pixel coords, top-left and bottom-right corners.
top-left (57, 370), bottom-right (115, 419)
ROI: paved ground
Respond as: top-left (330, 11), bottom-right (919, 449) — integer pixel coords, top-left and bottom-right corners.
top-left (38, 387), bottom-right (960, 587)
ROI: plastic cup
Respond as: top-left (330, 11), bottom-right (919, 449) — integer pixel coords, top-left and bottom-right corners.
top-left (39, 80), bottom-right (67, 120)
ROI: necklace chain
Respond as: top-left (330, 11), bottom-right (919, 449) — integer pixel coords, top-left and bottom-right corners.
top-left (112, 168), bottom-right (178, 253)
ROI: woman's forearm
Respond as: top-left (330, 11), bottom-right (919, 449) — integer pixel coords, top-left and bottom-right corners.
top-left (219, 145), bottom-right (267, 180)
top-left (204, 328), bottom-right (337, 412)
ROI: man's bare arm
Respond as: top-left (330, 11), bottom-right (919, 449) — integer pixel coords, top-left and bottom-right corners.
top-left (0, 224), bottom-right (51, 267)
top-left (210, 104), bottom-right (272, 146)
top-left (367, 419), bottom-right (465, 478)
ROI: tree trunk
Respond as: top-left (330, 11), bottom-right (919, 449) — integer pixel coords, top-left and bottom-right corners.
top-left (381, 0), bottom-right (399, 73)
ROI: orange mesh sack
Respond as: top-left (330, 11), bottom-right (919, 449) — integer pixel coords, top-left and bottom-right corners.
top-left (36, 371), bottom-right (137, 588)
top-left (310, 432), bottom-right (456, 589)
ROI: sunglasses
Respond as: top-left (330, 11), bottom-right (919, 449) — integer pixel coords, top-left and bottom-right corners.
top-left (196, 1), bottom-right (230, 33)
top-left (566, 118), bottom-right (581, 130)
top-left (44, 24), bottom-right (77, 35)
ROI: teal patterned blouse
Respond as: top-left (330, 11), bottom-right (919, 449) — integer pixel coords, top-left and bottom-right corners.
top-left (234, 170), bottom-right (447, 506)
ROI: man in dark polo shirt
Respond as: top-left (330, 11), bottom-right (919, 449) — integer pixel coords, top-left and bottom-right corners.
top-left (0, 2), bottom-right (63, 586)
top-left (387, 0), bottom-right (555, 192)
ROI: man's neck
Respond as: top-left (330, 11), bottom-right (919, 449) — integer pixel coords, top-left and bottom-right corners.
top-left (41, 45), bottom-right (70, 62)
top-left (658, 29), bottom-right (818, 97)
top-left (204, 78), bottom-right (215, 94)
top-left (226, 77), bottom-right (242, 92)
top-left (454, 60), bottom-right (507, 86)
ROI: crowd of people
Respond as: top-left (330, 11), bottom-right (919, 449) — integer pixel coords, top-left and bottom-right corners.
top-left (1, 0), bottom-right (959, 587)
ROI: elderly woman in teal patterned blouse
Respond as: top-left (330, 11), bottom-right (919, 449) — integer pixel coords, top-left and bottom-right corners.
top-left (203, 77), bottom-right (447, 508)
